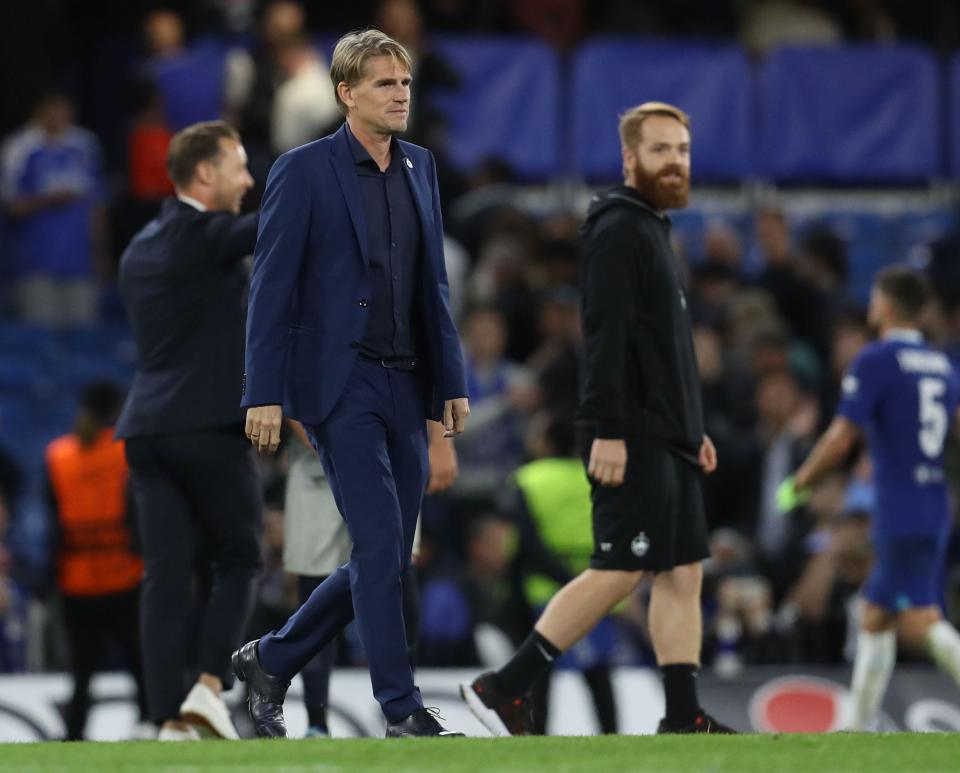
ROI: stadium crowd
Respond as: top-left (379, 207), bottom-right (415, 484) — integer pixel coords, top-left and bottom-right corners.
top-left (1, 0), bottom-right (959, 714)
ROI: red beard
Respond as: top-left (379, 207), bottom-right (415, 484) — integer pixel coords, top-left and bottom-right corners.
top-left (633, 161), bottom-right (690, 211)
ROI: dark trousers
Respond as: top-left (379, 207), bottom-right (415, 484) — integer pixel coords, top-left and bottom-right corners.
top-left (258, 359), bottom-right (428, 723)
top-left (297, 565), bottom-right (422, 729)
top-left (125, 430), bottom-right (263, 724)
top-left (62, 587), bottom-right (149, 740)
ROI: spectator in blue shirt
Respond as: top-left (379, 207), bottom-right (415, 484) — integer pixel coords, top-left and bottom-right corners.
top-left (0, 91), bottom-right (107, 326)
top-left (142, 10), bottom-right (230, 132)
top-left (453, 304), bottom-right (537, 497)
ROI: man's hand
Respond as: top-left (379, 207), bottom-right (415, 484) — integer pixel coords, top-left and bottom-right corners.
top-left (245, 405), bottom-right (283, 454)
top-left (776, 475), bottom-right (812, 514)
top-left (699, 434), bottom-right (718, 474)
top-left (427, 432), bottom-right (459, 494)
top-left (443, 397), bottom-right (470, 438)
top-left (588, 438), bottom-right (627, 486)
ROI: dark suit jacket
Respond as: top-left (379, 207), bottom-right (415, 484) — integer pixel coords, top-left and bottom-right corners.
top-left (116, 198), bottom-right (259, 439)
top-left (242, 124), bottom-right (466, 425)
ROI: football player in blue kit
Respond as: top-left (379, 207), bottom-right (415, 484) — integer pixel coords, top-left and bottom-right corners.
top-left (778, 266), bottom-right (960, 730)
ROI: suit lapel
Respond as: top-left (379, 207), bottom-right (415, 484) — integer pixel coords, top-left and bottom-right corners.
top-left (330, 126), bottom-right (370, 268)
top-left (397, 146), bottom-right (438, 268)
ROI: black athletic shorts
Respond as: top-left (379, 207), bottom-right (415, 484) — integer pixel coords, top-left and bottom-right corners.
top-left (578, 431), bottom-right (710, 572)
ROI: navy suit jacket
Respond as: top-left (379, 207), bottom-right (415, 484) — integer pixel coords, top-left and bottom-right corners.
top-left (116, 199), bottom-right (259, 439)
top-left (242, 124), bottom-right (466, 425)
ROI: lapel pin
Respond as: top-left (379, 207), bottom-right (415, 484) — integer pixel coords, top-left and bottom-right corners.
top-left (405, 157), bottom-right (413, 169)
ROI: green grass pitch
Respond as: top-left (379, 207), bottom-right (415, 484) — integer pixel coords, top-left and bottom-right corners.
top-left (1, 734), bottom-right (959, 773)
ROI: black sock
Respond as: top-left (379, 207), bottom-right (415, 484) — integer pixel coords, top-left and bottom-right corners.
top-left (660, 663), bottom-right (700, 727)
top-left (490, 630), bottom-right (562, 698)
top-left (306, 705), bottom-right (328, 732)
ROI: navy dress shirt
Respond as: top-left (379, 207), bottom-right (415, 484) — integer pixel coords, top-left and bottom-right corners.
top-left (346, 125), bottom-right (423, 361)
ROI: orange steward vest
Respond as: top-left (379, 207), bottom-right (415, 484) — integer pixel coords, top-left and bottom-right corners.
top-left (45, 429), bottom-right (143, 596)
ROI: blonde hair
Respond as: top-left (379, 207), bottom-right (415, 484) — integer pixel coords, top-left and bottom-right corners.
top-left (618, 101), bottom-right (691, 150)
top-left (329, 29), bottom-right (413, 115)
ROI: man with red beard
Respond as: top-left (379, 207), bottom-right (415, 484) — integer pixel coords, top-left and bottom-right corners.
top-left (461, 103), bottom-right (734, 735)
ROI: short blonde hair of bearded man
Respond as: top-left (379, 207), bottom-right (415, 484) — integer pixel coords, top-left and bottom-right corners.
top-left (618, 101), bottom-right (692, 150)
top-left (329, 29), bottom-right (413, 115)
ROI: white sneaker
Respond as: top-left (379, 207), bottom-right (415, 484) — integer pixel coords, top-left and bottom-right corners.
top-left (158, 725), bottom-right (201, 741)
top-left (131, 720), bottom-right (158, 740)
top-left (179, 683), bottom-right (241, 740)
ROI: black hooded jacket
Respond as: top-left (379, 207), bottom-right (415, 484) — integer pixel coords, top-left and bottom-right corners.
top-left (576, 186), bottom-right (704, 465)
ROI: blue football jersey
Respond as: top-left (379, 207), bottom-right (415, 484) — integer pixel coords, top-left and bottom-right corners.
top-left (837, 331), bottom-right (960, 538)
top-left (0, 125), bottom-right (105, 277)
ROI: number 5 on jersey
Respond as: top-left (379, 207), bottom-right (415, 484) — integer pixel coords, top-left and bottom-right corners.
top-left (919, 377), bottom-right (947, 459)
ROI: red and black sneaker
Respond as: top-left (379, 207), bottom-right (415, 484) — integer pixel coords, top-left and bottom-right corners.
top-left (657, 709), bottom-right (737, 734)
top-left (460, 672), bottom-right (534, 736)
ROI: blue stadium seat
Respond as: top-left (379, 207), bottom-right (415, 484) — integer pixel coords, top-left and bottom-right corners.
top-left (0, 359), bottom-right (45, 396)
top-left (31, 404), bottom-right (76, 446)
top-left (61, 324), bottom-right (137, 366)
top-left (570, 40), bottom-right (753, 182)
top-left (0, 394), bottom-right (33, 443)
top-left (759, 46), bottom-right (940, 182)
top-left (0, 324), bottom-right (60, 361)
top-left (55, 357), bottom-right (134, 392)
top-left (429, 36), bottom-right (561, 179)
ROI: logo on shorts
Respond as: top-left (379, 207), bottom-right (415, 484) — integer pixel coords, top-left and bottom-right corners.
top-left (600, 542), bottom-right (613, 552)
top-left (631, 532), bottom-right (650, 557)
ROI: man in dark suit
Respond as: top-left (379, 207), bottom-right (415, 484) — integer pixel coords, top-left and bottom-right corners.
top-left (233, 29), bottom-right (469, 738)
top-left (116, 121), bottom-right (261, 741)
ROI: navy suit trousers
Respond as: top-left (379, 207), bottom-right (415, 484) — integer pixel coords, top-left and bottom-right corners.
top-left (257, 358), bottom-right (428, 723)
top-left (126, 431), bottom-right (263, 724)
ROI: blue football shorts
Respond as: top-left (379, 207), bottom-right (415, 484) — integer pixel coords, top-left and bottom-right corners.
top-left (862, 533), bottom-right (950, 612)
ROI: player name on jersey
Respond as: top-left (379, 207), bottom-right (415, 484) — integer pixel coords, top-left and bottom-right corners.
top-left (895, 349), bottom-right (951, 376)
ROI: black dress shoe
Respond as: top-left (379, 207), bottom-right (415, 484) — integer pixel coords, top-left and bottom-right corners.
top-left (385, 707), bottom-right (465, 738)
top-left (657, 709), bottom-right (737, 734)
top-left (231, 640), bottom-right (290, 738)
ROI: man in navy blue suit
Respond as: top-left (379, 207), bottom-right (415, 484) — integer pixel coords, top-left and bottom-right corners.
top-left (117, 121), bottom-right (262, 741)
top-left (233, 30), bottom-right (470, 738)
